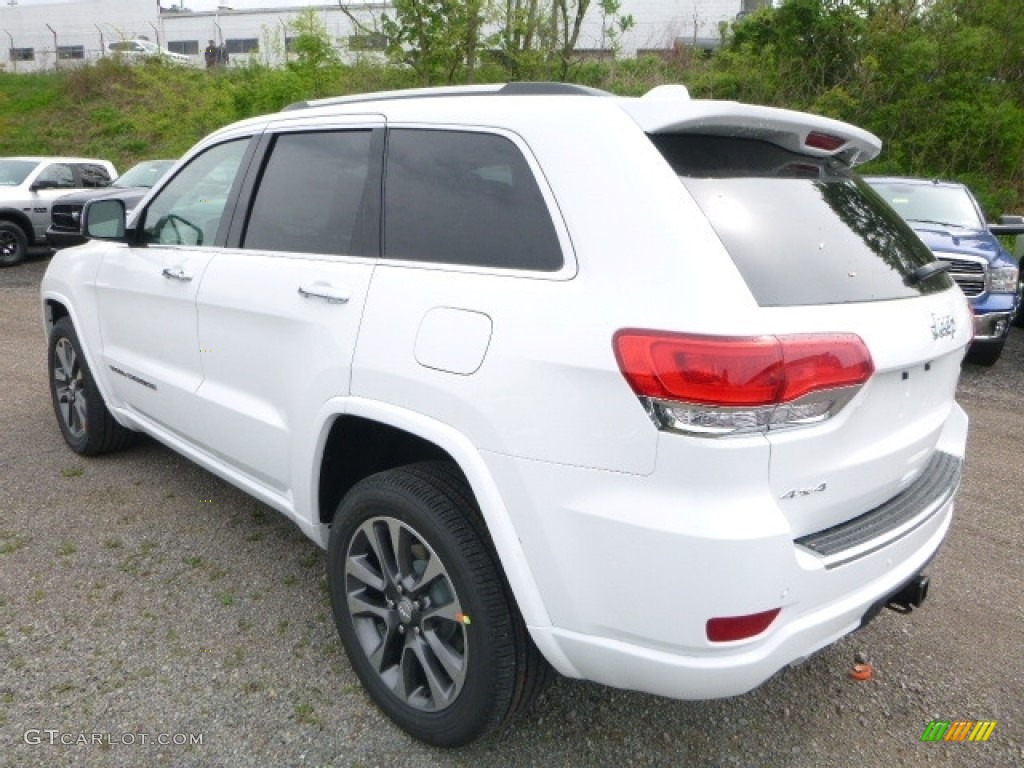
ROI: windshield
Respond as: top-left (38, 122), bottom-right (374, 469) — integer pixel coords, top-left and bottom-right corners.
top-left (114, 160), bottom-right (174, 189)
top-left (865, 180), bottom-right (985, 230)
top-left (650, 134), bottom-right (952, 306)
top-left (0, 160), bottom-right (38, 186)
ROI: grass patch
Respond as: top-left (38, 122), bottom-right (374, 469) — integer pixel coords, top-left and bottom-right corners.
top-left (61, 467), bottom-right (84, 478)
top-left (0, 531), bottom-right (28, 555)
top-left (294, 702), bottom-right (322, 727)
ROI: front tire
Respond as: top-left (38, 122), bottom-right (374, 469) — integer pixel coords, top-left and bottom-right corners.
top-left (327, 462), bottom-right (548, 747)
top-left (0, 221), bottom-right (29, 267)
top-left (48, 317), bottom-right (136, 455)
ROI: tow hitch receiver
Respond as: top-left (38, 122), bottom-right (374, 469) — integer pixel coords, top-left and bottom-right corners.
top-left (887, 574), bottom-right (930, 614)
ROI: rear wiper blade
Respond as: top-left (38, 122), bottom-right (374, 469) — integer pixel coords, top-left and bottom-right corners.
top-left (908, 260), bottom-right (951, 285)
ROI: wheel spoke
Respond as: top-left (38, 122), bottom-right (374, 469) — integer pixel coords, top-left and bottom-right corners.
top-left (389, 520), bottom-right (412, 585)
top-left (58, 396), bottom-right (73, 429)
top-left (347, 589), bottom-right (390, 621)
top-left (366, 618), bottom-right (401, 674)
top-left (423, 626), bottom-right (466, 684)
top-left (72, 397), bottom-right (88, 434)
top-left (409, 633), bottom-right (455, 708)
top-left (421, 598), bottom-right (460, 624)
top-left (56, 341), bottom-right (75, 380)
top-left (346, 552), bottom-right (386, 592)
top-left (367, 520), bottom-right (400, 587)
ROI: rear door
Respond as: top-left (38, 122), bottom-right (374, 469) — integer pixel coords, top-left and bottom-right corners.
top-left (190, 119), bottom-right (384, 497)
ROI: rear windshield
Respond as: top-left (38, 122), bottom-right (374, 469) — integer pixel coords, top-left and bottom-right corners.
top-left (650, 134), bottom-right (952, 306)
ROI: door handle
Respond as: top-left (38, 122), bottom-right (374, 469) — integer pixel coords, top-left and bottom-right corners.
top-left (298, 284), bottom-right (349, 304)
top-left (162, 266), bottom-right (193, 282)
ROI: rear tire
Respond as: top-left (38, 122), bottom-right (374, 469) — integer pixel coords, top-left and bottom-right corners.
top-left (48, 317), bottom-right (136, 455)
top-left (0, 221), bottom-right (28, 267)
top-left (327, 461), bottom-right (549, 747)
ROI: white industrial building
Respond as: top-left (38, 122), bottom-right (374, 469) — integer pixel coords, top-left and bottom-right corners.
top-left (1, 0), bottom-right (771, 73)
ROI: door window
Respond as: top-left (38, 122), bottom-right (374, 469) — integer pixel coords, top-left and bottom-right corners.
top-left (242, 130), bottom-right (374, 256)
top-left (140, 139), bottom-right (250, 247)
top-left (36, 164), bottom-right (76, 189)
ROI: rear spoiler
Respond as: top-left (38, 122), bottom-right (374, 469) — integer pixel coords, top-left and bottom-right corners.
top-left (619, 86), bottom-right (882, 167)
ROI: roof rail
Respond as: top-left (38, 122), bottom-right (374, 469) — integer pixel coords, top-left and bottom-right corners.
top-left (282, 81), bottom-right (612, 112)
top-left (498, 82), bottom-right (613, 96)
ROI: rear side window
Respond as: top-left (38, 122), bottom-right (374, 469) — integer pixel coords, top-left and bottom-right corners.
top-left (384, 129), bottom-right (563, 271)
top-left (77, 164), bottom-right (112, 188)
top-left (243, 130), bottom-right (374, 257)
top-left (650, 134), bottom-right (952, 306)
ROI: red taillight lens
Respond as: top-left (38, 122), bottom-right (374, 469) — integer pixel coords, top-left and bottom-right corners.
top-left (613, 331), bottom-right (874, 407)
top-left (706, 608), bottom-right (781, 642)
top-left (804, 131), bottom-right (846, 152)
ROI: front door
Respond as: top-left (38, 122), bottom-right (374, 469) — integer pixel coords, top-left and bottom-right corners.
top-left (94, 137), bottom-right (254, 440)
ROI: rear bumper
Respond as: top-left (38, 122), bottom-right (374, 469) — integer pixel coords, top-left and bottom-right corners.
top-left (532, 502), bottom-right (951, 699)
top-left (489, 403), bottom-right (967, 699)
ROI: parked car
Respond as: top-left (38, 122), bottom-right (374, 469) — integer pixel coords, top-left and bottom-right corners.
top-left (46, 159), bottom-right (176, 249)
top-left (989, 213), bottom-right (1024, 328)
top-left (107, 39), bottom-right (191, 66)
top-left (42, 83), bottom-right (970, 747)
top-left (0, 157), bottom-right (117, 267)
top-left (865, 177), bottom-right (1022, 365)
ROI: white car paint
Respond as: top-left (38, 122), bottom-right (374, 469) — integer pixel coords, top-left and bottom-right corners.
top-left (41, 84), bottom-right (971, 702)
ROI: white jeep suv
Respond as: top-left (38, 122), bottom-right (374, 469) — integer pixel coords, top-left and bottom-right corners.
top-left (40, 83), bottom-right (970, 747)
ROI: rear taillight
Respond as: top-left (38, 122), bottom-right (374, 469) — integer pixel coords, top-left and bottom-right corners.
top-left (613, 331), bottom-right (874, 437)
top-left (804, 131), bottom-right (846, 152)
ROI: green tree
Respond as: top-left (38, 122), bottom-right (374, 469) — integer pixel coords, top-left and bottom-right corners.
top-left (288, 7), bottom-right (342, 97)
top-left (380, 0), bottom-right (490, 84)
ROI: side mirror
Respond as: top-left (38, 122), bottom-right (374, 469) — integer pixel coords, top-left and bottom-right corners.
top-left (83, 198), bottom-right (127, 240)
top-left (989, 214), bottom-right (1024, 236)
top-left (30, 180), bottom-right (60, 191)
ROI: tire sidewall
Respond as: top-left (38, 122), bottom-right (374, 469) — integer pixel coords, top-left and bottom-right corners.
top-left (327, 474), bottom-right (513, 747)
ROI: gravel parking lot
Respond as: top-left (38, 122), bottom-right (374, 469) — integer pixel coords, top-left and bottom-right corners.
top-left (1, 256), bottom-right (1021, 767)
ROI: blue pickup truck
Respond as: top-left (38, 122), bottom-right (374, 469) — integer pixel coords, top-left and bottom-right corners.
top-left (866, 177), bottom-right (1023, 366)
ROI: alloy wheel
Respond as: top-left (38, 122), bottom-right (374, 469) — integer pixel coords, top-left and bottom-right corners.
top-left (53, 337), bottom-right (87, 440)
top-left (344, 515), bottom-right (468, 712)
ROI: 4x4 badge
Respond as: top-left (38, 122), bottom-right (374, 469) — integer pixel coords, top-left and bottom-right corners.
top-left (930, 313), bottom-right (956, 340)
